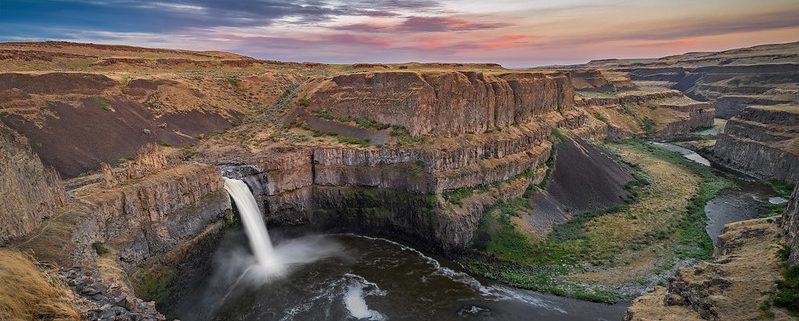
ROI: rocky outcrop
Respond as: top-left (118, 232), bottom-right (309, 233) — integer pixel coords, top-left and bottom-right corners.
top-left (625, 218), bottom-right (792, 321)
top-left (0, 121), bottom-right (66, 243)
top-left (59, 267), bottom-right (165, 321)
top-left (18, 145), bottom-right (231, 269)
top-left (299, 71), bottom-right (574, 136)
top-left (714, 105), bottom-right (799, 184)
top-left (783, 187), bottom-right (799, 264)
top-left (579, 90), bottom-right (714, 140)
top-left (569, 69), bottom-right (635, 92)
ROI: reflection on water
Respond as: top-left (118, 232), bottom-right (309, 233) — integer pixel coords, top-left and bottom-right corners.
top-left (649, 142), bottom-right (782, 244)
top-left (651, 142), bottom-right (711, 166)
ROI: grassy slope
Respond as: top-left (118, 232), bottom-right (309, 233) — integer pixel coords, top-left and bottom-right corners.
top-left (461, 139), bottom-right (733, 303)
top-left (0, 249), bottom-right (78, 320)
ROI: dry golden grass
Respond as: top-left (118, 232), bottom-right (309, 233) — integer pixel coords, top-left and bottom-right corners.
top-left (587, 144), bottom-right (699, 252)
top-left (567, 144), bottom-right (700, 285)
top-left (0, 249), bottom-right (79, 321)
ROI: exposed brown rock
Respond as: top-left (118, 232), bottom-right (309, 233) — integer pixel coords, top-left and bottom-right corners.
top-left (299, 71), bottom-right (574, 136)
top-left (0, 121), bottom-right (66, 243)
top-left (714, 105), bottom-right (799, 184)
top-left (625, 218), bottom-right (794, 321)
top-left (782, 187), bottom-right (799, 264)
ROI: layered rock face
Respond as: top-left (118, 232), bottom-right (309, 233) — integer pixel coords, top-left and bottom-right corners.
top-left (0, 121), bottom-right (66, 243)
top-left (299, 71), bottom-right (574, 136)
top-left (714, 105), bottom-right (799, 184)
top-left (569, 69), bottom-right (635, 92)
top-left (625, 218), bottom-right (791, 321)
top-left (216, 70), bottom-right (603, 252)
top-left (18, 145), bottom-right (230, 269)
top-left (585, 42), bottom-right (799, 119)
top-left (577, 89), bottom-right (715, 140)
top-left (783, 187), bottom-right (799, 264)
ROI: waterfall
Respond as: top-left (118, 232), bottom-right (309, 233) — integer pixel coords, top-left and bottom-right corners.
top-left (223, 177), bottom-right (283, 275)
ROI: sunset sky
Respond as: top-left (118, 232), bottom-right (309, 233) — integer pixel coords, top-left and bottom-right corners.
top-left (2, 0), bottom-right (798, 67)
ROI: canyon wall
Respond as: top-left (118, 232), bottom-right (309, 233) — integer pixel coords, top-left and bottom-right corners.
top-left (299, 71), bottom-right (574, 136)
top-left (714, 106), bottom-right (799, 184)
top-left (577, 89), bottom-right (714, 140)
top-left (215, 70), bottom-right (610, 252)
top-left (619, 64), bottom-right (799, 119)
top-left (0, 121), bottom-right (67, 243)
top-left (17, 145), bottom-right (231, 269)
top-left (783, 187), bottom-right (799, 264)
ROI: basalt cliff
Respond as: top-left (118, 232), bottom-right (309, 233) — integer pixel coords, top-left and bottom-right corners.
top-left (714, 105), bottom-right (799, 184)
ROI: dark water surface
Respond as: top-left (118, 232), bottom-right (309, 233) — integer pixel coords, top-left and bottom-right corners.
top-left (651, 142), bottom-right (785, 243)
top-left (172, 231), bottom-right (626, 321)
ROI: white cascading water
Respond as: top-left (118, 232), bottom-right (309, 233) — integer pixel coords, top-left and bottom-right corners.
top-left (223, 177), bottom-right (284, 276)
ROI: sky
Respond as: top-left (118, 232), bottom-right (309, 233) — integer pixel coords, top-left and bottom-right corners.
top-left (1, 0), bottom-right (799, 67)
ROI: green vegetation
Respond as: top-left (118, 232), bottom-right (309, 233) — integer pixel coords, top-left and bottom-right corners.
top-left (461, 138), bottom-right (733, 303)
top-left (335, 136), bottom-right (370, 147)
top-left (313, 108), bottom-right (354, 122)
top-left (157, 141), bottom-right (172, 147)
top-left (91, 241), bottom-right (109, 255)
top-left (136, 269), bottom-right (173, 304)
top-left (225, 76), bottom-right (240, 86)
top-left (591, 112), bottom-right (607, 122)
top-left (774, 244), bottom-right (799, 314)
top-left (764, 180), bottom-right (795, 198)
top-left (93, 97), bottom-right (112, 112)
top-left (297, 97), bottom-right (311, 107)
top-left (625, 139), bottom-right (734, 260)
top-left (180, 145), bottom-right (196, 160)
top-left (443, 167), bottom-right (535, 206)
top-left (355, 117), bottom-right (391, 130)
top-left (775, 265), bottom-right (799, 313)
top-left (390, 126), bottom-right (428, 146)
top-left (639, 116), bottom-right (656, 135)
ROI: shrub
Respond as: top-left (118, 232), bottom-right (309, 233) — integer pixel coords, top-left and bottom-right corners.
top-left (314, 108), bottom-right (335, 120)
top-left (336, 136), bottom-right (369, 147)
top-left (592, 112), bottom-right (607, 122)
top-left (93, 97), bottom-right (112, 112)
top-left (774, 265), bottom-right (799, 313)
top-left (225, 76), bottom-right (240, 86)
top-left (297, 97), bottom-right (311, 107)
top-left (640, 117), bottom-right (656, 135)
top-left (92, 241), bottom-right (109, 255)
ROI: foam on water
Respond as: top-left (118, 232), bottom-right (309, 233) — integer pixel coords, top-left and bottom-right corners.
top-left (346, 234), bottom-right (567, 313)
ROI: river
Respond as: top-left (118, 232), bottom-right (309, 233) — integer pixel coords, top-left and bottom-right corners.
top-left (168, 229), bottom-right (627, 321)
top-left (652, 142), bottom-right (787, 244)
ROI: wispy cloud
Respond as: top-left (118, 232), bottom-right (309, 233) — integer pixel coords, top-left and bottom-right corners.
top-left (1, 0), bottom-right (798, 66)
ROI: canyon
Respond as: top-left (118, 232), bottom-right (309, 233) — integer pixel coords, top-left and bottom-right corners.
top-left (0, 41), bottom-right (796, 320)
